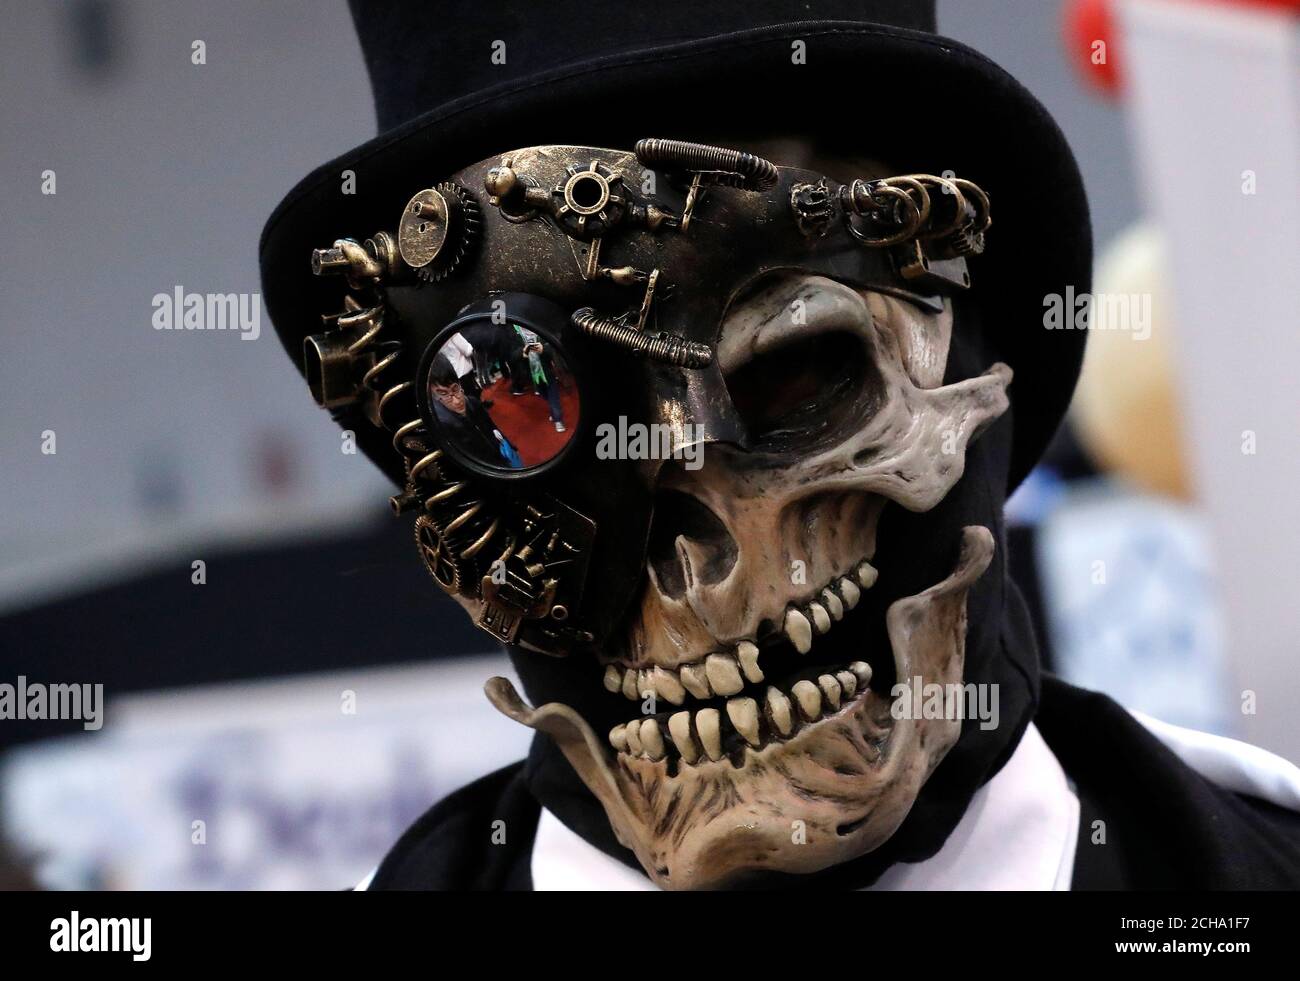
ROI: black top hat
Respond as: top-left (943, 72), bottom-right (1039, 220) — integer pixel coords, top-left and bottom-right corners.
top-left (260, 0), bottom-right (1090, 491)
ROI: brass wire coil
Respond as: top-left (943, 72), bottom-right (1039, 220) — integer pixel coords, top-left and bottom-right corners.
top-left (571, 307), bottom-right (713, 369)
top-left (634, 138), bottom-right (779, 191)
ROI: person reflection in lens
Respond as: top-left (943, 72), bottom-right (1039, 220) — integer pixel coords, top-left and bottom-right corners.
top-left (513, 324), bottom-right (566, 432)
top-left (428, 353), bottom-right (522, 468)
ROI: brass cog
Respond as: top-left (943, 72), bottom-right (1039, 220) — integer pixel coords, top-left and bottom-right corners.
top-left (398, 181), bottom-right (481, 283)
top-left (550, 161), bottom-right (627, 240)
top-left (414, 515), bottom-right (464, 595)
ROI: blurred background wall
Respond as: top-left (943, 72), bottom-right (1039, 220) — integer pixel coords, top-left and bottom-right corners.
top-left (0, 0), bottom-right (1295, 889)
top-left (1, 0), bottom-right (385, 609)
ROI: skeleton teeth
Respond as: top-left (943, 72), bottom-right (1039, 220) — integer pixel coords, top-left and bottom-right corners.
top-left (817, 674), bottom-right (842, 711)
top-left (705, 653), bottom-right (744, 696)
top-left (836, 670), bottom-right (857, 698)
top-left (727, 697), bottom-right (761, 747)
top-left (625, 719), bottom-right (644, 754)
top-left (614, 658), bottom-right (876, 763)
top-left (736, 641), bottom-right (763, 683)
top-left (808, 601), bottom-right (832, 635)
top-left (640, 719), bottom-right (666, 760)
top-left (603, 665), bottom-right (623, 693)
top-left (607, 557), bottom-right (880, 727)
top-left (606, 557), bottom-right (884, 765)
top-left (679, 662), bottom-right (712, 700)
top-left (668, 711), bottom-right (699, 764)
top-left (821, 588), bottom-right (844, 621)
top-left (765, 686), bottom-right (794, 736)
top-left (652, 666), bottom-right (686, 706)
top-left (792, 679), bottom-right (823, 721)
top-left (838, 577), bottom-right (861, 609)
top-left (696, 708), bottom-right (724, 761)
top-left (783, 608), bottom-right (813, 654)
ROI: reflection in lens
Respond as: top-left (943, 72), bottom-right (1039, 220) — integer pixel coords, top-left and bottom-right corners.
top-left (426, 325), bottom-right (579, 473)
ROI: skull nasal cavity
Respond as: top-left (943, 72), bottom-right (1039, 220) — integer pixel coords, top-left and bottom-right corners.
top-left (647, 490), bottom-right (738, 598)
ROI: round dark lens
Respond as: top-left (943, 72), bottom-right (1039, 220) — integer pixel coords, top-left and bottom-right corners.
top-left (424, 320), bottom-right (580, 474)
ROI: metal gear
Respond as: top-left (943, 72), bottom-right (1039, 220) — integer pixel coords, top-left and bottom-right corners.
top-left (414, 514), bottom-right (465, 595)
top-left (549, 161), bottom-right (627, 240)
top-left (398, 181), bottom-right (481, 282)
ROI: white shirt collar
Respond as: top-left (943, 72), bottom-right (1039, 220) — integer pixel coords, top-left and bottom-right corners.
top-left (530, 721), bottom-right (1079, 891)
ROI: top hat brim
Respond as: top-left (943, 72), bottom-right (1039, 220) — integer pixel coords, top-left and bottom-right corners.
top-left (260, 20), bottom-right (1091, 493)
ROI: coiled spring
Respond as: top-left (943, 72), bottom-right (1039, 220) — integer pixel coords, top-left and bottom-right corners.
top-left (571, 307), bottom-right (713, 369)
top-left (635, 138), bottom-right (779, 192)
top-left (333, 300), bottom-right (412, 430)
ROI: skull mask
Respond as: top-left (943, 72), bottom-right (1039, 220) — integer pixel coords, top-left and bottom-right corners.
top-left (296, 140), bottom-right (1016, 889)
top-left (490, 272), bottom-right (1011, 888)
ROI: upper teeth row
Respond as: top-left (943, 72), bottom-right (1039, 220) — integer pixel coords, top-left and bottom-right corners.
top-left (609, 661), bottom-right (874, 763)
top-left (781, 561), bottom-right (877, 655)
top-left (602, 561), bottom-right (878, 704)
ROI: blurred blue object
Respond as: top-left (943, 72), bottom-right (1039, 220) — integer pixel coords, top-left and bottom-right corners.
top-left (1036, 479), bottom-right (1234, 737)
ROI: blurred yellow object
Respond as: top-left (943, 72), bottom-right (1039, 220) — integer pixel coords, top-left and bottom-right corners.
top-left (1071, 223), bottom-right (1191, 501)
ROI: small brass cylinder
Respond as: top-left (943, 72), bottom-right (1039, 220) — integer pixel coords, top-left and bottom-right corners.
top-left (304, 331), bottom-right (363, 408)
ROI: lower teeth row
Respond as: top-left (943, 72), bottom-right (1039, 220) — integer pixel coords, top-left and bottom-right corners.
top-left (609, 661), bottom-right (873, 764)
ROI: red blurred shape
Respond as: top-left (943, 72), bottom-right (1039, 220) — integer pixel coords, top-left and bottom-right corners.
top-left (1225, 0), bottom-right (1299, 11)
top-left (1065, 0), bottom-right (1121, 97)
top-left (1066, 0), bottom-right (1300, 100)
top-left (254, 430), bottom-right (297, 496)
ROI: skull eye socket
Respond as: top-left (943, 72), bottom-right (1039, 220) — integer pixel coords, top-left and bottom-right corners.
top-left (724, 331), bottom-right (876, 453)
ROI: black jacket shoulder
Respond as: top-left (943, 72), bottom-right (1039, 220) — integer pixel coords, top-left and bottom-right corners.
top-left (367, 761), bottom-right (539, 890)
top-left (1038, 676), bottom-right (1300, 889)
